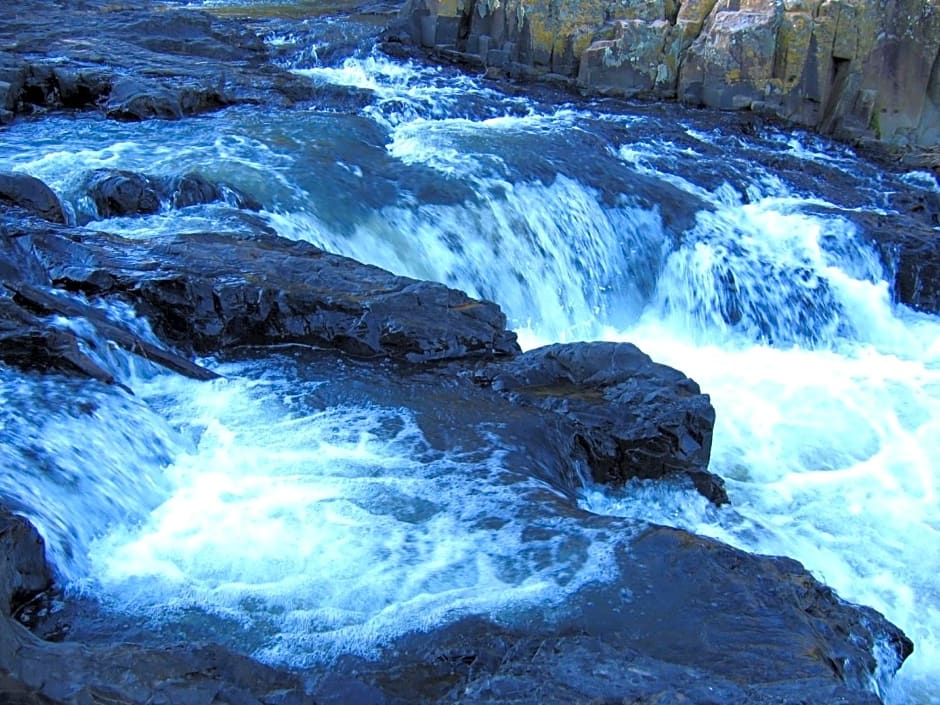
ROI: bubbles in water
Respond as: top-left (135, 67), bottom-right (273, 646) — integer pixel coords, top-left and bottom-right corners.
top-left (650, 201), bottom-right (889, 347)
top-left (0, 368), bottom-right (181, 581)
top-left (58, 359), bottom-right (623, 667)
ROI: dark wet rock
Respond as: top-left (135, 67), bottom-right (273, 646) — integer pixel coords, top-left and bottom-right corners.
top-left (7, 281), bottom-right (218, 382)
top-left (891, 186), bottom-right (940, 229)
top-left (0, 0), bottom-right (386, 124)
top-left (0, 54), bottom-right (113, 116)
top-left (125, 10), bottom-right (267, 61)
top-left (105, 76), bottom-right (232, 121)
top-left (50, 66), bottom-right (114, 109)
top-left (335, 525), bottom-right (910, 705)
top-left (0, 617), bottom-right (315, 705)
top-left (0, 299), bottom-right (122, 386)
top-left (892, 237), bottom-right (940, 314)
top-left (0, 672), bottom-right (57, 705)
top-left (0, 208), bottom-right (519, 365)
top-left (476, 342), bottom-right (723, 503)
top-left (165, 172), bottom-right (223, 209)
top-left (81, 168), bottom-right (260, 221)
top-left (1, 209), bottom-right (218, 383)
top-left (0, 173), bottom-right (65, 224)
top-left (848, 210), bottom-right (940, 314)
top-left (83, 169), bottom-right (161, 218)
top-left (0, 506), bottom-right (52, 619)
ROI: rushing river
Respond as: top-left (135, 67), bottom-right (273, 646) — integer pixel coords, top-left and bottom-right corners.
top-left (1, 6), bottom-right (938, 703)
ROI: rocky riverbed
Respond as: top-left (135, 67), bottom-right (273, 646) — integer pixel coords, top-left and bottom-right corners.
top-left (0, 1), bottom-right (934, 703)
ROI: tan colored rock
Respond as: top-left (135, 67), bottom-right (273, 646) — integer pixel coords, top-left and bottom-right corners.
top-left (680, 2), bottom-right (782, 110)
top-left (578, 19), bottom-right (679, 97)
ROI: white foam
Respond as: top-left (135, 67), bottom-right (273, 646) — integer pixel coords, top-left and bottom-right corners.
top-left (0, 110), bottom-right (292, 221)
top-left (899, 170), bottom-right (940, 193)
top-left (295, 54), bottom-right (509, 129)
top-left (75, 360), bottom-right (621, 666)
top-left (649, 199), bottom-right (889, 347)
top-left (0, 371), bottom-right (181, 582)
top-left (268, 174), bottom-right (662, 340)
top-left (586, 318), bottom-right (940, 705)
top-left (386, 110), bottom-right (580, 174)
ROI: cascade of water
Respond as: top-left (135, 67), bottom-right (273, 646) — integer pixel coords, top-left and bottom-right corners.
top-left (1, 41), bottom-right (938, 703)
top-left (279, 53), bottom-right (940, 704)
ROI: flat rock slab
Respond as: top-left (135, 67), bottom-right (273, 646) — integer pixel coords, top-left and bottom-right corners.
top-left (345, 524), bottom-right (908, 705)
top-left (1, 218), bottom-right (519, 363)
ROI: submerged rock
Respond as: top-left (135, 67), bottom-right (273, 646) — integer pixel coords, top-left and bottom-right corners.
top-left (81, 169), bottom-right (259, 221)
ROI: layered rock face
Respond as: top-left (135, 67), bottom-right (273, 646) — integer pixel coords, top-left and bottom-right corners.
top-left (397, 0), bottom-right (940, 159)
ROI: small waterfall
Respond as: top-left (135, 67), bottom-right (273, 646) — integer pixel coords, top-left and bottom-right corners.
top-left (650, 199), bottom-right (891, 348)
top-left (0, 302), bottom-right (186, 582)
top-left (277, 54), bottom-right (940, 704)
top-left (270, 174), bottom-right (668, 341)
top-left (1, 41), bottom-right (938, 704)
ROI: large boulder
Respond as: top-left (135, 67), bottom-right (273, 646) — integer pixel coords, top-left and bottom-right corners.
top-left (476, 341), bottom-right (723, 502)
top-left (394, 0), bottom-right (940, 161)
top-left (0, 209), bottom-right (520, 365)
top-left (0, 173), bottom-right (65, 224)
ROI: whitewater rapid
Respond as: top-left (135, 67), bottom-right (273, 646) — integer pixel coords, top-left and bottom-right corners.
top-left (292, 54), bottom-right (940, 704)
top-left (1, 41), bottom-right (938, 704)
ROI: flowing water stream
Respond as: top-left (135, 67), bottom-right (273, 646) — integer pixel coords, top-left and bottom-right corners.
top-left (1, 7), bottom-right (939, 703)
